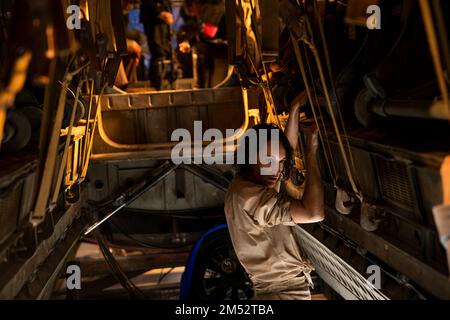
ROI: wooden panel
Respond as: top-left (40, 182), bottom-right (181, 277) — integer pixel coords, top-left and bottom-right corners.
top-left (0, 183), bottom-right (22, 244)
top-left (92, 87), bottom-right (245, 157)
top-left (208, 103), bottom-right (244, 133)
top-left (144, 108), bottom-right (169, 143)
top-left (175, 106), bottom-right (200, 133)
top-left (102, 111), bottom-right (139, 144)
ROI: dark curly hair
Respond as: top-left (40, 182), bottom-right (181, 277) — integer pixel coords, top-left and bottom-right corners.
top-left (236, 123), bottom-right (293, 179)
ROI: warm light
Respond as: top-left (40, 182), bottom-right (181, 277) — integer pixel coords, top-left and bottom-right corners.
top-left (45, 25), bottom-right (55, 59)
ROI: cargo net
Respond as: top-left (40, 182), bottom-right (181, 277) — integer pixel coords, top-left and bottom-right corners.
top-left (294, 226), bottom-right (389, 300)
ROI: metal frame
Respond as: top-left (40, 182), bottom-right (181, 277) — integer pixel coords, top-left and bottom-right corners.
top-left (94, 86), bottom-right (250, 152)
top-left (0, 188), bottom-right (88, 299)
top-left (320, 207), bottom-right (450, 299)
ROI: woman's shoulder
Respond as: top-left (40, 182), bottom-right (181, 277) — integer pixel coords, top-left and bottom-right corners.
top-left (227, 175), bottom-right (277, 206)
top-left (228, 175), bottom-right (264, 193)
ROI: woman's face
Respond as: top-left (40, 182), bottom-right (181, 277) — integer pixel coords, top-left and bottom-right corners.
top-left (249, 139), bottom-right (287, 188)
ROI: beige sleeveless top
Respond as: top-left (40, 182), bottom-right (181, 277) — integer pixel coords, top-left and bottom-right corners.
top-left (224, 175), bottom-right (314, 293)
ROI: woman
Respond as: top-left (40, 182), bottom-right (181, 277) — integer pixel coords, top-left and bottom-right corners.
top-left (224, 91), bottom-right (325, 300)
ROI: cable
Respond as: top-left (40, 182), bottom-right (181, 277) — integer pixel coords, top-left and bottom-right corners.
top-left (95, 230), bottom-right (147, 299)
top-left (335, 32), bottom-right (369, 86)
top-left (119, 209), bottom-right (224, 220)
top-left (108, 219), bottom-right (197, 250)
top-left (81, 237), bottom-right (191, 256)
top-left (302, 40), bottom-right (338, 186)
top-left (239, 0), bottom-right (281, 128)
top-left (318, 221), bottom-right (427, 299)
top-left (312, 1), bottom-right (359, 180)
top-left (300, 16), bottom-right (363, 201)
top-left (419, 0), bottom-right (450, 121)
top-left (290, 30), bottom-right (339, 191)
top-left (158, 267), bottom-right (175, 285)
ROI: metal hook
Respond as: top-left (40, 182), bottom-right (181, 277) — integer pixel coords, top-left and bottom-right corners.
top-left (335, 187), bottom-right (354, 215)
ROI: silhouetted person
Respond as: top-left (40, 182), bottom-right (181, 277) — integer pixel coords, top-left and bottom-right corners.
top-left (140, 0), bottom-right (174, 90)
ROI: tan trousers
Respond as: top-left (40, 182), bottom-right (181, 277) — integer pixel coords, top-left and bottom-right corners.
top-left (254, 283), bottom-right (311, 300)
top-left (254, 290), bottom-right (311, 300)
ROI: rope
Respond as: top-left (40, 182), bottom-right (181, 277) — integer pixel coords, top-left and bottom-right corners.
top-left (247, 54), bottom-right (279, 126)
top-left (291, 33), bottom-right (337, 187)
top-left (302, 40), bottom-right (339, 186)
top-left (419, 0), bottom-right (450, 121)
top-left (50, 78), bottom-right (85, 208)
top-left (311, 1), bottom-right (359, 179)
top-left (243, 0), bottom-right (282, 128)
top-left (249, 0), bottom-right (279, 116)
top-left (299, 16), bottom-right (362, 201)
top-left (81, 80), bottom-right (95, 171)
top-left (81, 82), bottom-right (107, 179)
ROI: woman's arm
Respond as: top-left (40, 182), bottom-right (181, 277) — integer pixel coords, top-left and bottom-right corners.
top-left (289, 126), bottom-right (325, 223)
top-left (285, 90), bottom-right (308, 151)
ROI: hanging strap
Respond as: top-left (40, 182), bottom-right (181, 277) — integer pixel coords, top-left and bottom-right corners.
top-left (312, 2), bottom-right (360, 177)
top-left (290, 18), bottom-right (363, 201)
top-left (290, 33), bottom-right (337, 187)
top-left (49, 79), bottom-right (85, 210)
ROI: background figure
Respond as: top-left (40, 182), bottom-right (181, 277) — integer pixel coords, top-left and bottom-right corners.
top-left (123, 0), bottom-right (149, 82)
top-left (178, 0), bottom-right (227, 88)
top-left (140, 0), bottom-right (174, 90)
